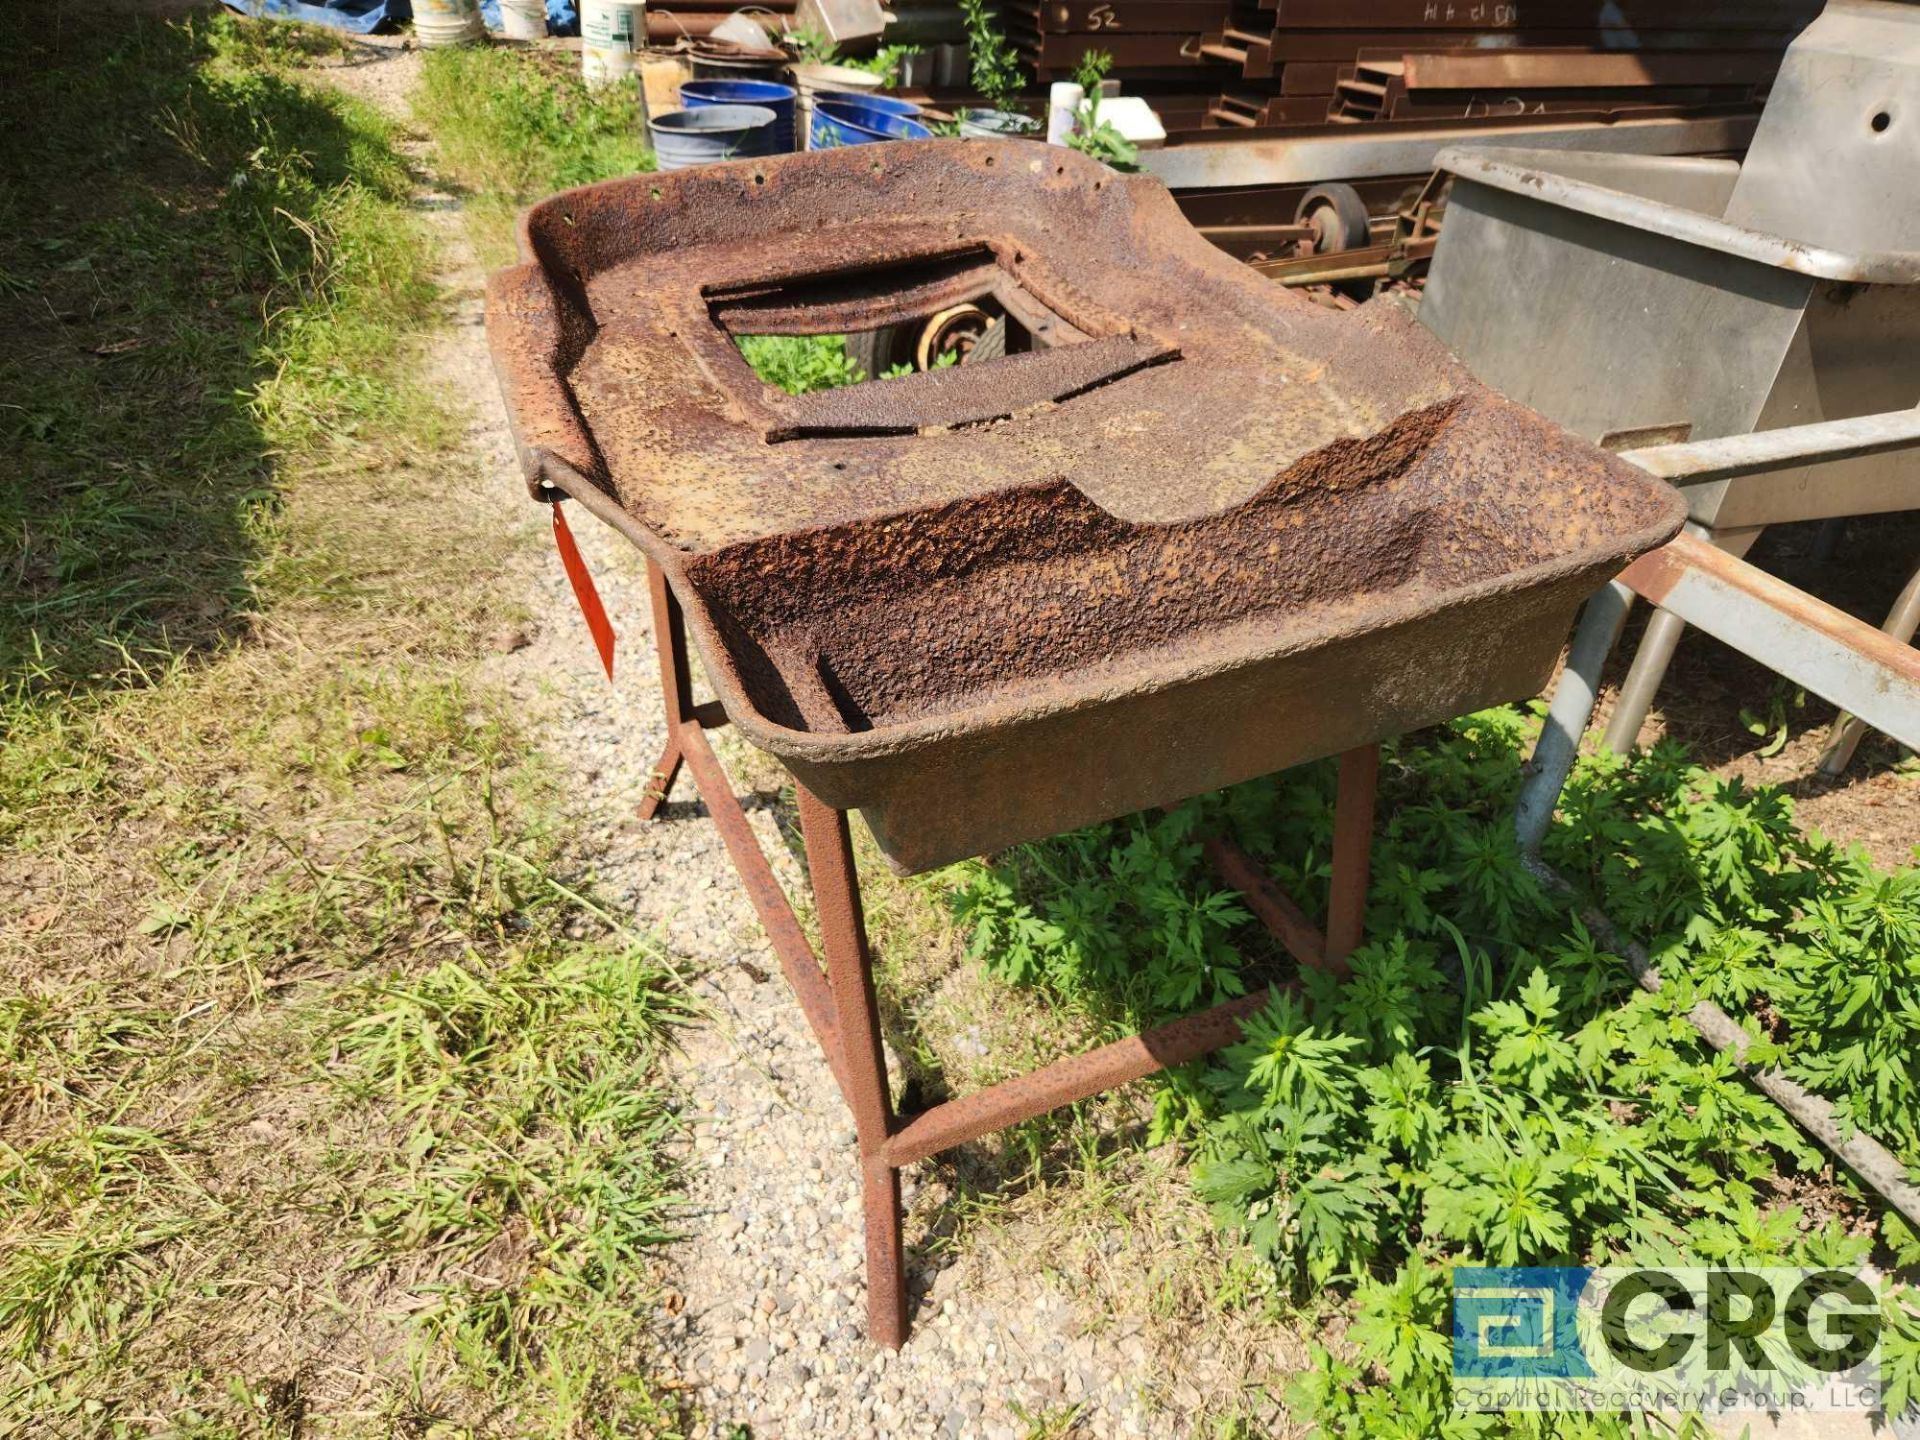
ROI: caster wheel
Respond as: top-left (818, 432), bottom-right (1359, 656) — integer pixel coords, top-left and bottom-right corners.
top-left (1294, 183), bottom-right (1371, 254)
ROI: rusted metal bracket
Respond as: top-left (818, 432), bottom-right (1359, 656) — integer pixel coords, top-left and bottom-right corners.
top-left (1620, 532), bottom-right (1920, 750)
top-left (637, 561), bottom-right (851, 1097)
top-left (1247, 236), bottom-right (1437, 289)
top-left (1203, 836), bottom-right (1333, 975)
top-left (1180, 742), bottom-right (1378, 983)
top-left (635, 557), bottom-right (1376, 1348)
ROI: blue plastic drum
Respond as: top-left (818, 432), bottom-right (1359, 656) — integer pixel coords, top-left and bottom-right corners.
top-left (649, 104), bottom-right (779, 170)
top-left (813, 89), bottom-right (922, 120)
top-left (811, 100), bottom-right (933, 147)
top-left (680, 79), bottom-right (798, 153)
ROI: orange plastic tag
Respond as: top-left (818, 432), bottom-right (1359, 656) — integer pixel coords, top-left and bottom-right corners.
top-left (551, 502), bottom-right (615, 681)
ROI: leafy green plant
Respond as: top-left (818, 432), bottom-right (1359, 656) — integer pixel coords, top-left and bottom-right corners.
top-left (1738, 680), bottom-right (1806, 758)
top-left (1551, 743), bottom-right (1920, 1159)
top-left (947, 706), bottom-right (1920, 1431)
top-left (854, 44), bottom-right (927, 87)
top-left (959, 0), bottom-right (1027, 113)
top-left (736, 334), bottom-right (866, 393)
top-left (883, 348), bottom-right (960, 379)
top-left (1064, 50), bottom-right (1138, 171)
top-left (785, 25), bottom-right (841, 63)
top-left (1345, 1257), bottom-right (1452, 1387)
top-left (949, 805), bottom-right (1252, 1017)
top-left (785, 30), bottom-right (922, 87)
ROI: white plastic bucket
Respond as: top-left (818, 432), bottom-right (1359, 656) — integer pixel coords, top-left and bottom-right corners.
top-left (1046, 82), bottom-right (1083, 146)
top-left (582, 0), bottom-right (645, 85)
top-left (413, 0), bottom-right (484, 47)
top-left (499, 0), bottom-right (546, 40)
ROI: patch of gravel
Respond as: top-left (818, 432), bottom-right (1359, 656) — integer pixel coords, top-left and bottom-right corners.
top-left (309, 37), bottom-right (1297, 1436)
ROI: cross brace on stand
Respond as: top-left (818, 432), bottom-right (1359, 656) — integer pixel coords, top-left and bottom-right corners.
top-left (634, 557), bottom-right (1378, 1348)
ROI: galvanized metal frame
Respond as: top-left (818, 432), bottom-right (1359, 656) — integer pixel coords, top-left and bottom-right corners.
top-left (1620, 533), bottom-right (1920, 746)
top-left (633, 553), bottom-right (1376, 1348)
top-left (1821, 557), bottom-right (1920, 776)
top-left (1514, 412), bottom-right (1920, 1230)
top-left (1421, 0), bottom-right (1920, 757)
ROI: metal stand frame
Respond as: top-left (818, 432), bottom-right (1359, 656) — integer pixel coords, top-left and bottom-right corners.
top-left (636, 558), bottom-right (1377, 1348)
top-left (1512, 410), bottom-right (1920, 1233)
top-left (1513, 410), bottom-right (1920, 858)
top-left (1600, 524), bottom-right (1762, 753)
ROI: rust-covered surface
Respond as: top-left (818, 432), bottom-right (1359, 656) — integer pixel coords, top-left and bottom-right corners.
top-left (487, 140), bottom-right (1686, 872)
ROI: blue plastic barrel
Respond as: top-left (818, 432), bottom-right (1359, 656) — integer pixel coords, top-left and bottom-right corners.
top-left (813, 89), bottom-right (922, 120)
top-left (650, 104), bottom-right (778, 170)
top-left (811, 100), bottom-right (933, 148)
top-left (680, 79), bottom-right (798, 153)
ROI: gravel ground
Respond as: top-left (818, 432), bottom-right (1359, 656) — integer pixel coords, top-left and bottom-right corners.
top-left (315, 36), bottom-right (1295, 1438)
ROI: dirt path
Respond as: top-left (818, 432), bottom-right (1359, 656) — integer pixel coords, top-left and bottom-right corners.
top-left (315, 37), bottom-right (1294, 1440)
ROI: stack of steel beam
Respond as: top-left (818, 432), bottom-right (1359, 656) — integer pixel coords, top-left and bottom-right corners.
top-left (1005, 0), bottom-right (1821, 136)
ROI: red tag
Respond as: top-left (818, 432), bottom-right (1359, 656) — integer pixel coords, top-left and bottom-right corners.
top-left (551, 501), bottom-right (615, 681)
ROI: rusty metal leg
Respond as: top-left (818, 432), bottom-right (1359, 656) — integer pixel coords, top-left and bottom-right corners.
top-left (1202, 836), bottom-right (1330, 974)
top-left (1325, 744), bottom-right (1379, 969)
top-left (639, 560), bottom-right (694, 821)
top-left (796, 787), bottom-right (907, 1349)
top-left (884, 984), bottom-right (1280, 1167)
top-left (637, 748), bottom-right (683, 821)
top-left (1818, 553), bottom-right (1920, 777)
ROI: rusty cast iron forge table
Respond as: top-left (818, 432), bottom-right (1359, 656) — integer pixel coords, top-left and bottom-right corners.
top-left (486, 141), bottom-right (1685, 1347)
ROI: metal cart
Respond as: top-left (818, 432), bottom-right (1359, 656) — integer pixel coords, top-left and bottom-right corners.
top-left (1420, 0), bottom-right (1920, 770)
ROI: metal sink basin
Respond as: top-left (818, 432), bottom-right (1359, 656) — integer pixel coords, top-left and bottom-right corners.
top-left (487, 141), bottom-right (1685, 872)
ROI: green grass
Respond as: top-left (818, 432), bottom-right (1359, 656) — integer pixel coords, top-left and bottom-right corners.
top-left (1, 13), bottom-right (690, 1436)
top-left (320, 904), bottom-right (692, 1432)
top-left (414, 45), bottom-right (652, 267)
top-left (0, 12), bottom-right (434, 700)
